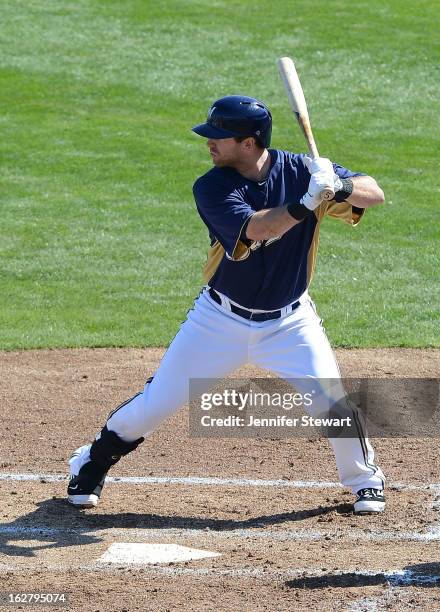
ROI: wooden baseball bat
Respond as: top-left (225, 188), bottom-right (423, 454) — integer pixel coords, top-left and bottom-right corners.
top-left (277, 56), bottom-right (334, 200)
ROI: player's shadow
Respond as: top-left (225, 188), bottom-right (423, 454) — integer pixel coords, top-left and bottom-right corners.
top-left (0, 497), bottom-right (351, 557)
top-left (0, 499), bottom-right (101, 557)
top-left (83, 501), bottom-right (352, 531)
top-left (283, 563), bottom-right (440, 589)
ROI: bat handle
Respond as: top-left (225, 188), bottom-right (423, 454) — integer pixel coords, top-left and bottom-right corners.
top-left (320, 187), bottom-right (335, 201)
top-left (309, 142), bottom-right (335, 201)
top-left (309, 141), bottom-right (320, 160)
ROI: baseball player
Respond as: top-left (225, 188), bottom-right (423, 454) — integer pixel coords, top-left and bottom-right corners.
top-left (67, 95), bottom-right (386, 514)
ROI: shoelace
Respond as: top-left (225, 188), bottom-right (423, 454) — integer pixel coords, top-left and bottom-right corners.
top-left (359, 488), bottom-right (382, 498)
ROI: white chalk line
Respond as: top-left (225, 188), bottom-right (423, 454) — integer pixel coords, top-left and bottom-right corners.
top-left (348, 584), bottom-right (412, 612)
top-left (0, 471), bottom-right (438, 492)
top-left (348, 597), bottom-right (379, 612)
top-left (0, 472), bottom-right (342, 488)
top-left (0, 562), bottom-right (437, 585)
top-left (1, 524), bottom-right (440, 542)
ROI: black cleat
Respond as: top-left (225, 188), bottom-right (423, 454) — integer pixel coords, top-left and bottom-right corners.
top-left (354, 488), bottom-right (385, 514)
top-left (67, 427), bottom-right (144, 509)
top-left (67, 445), bottom-right (107, 508)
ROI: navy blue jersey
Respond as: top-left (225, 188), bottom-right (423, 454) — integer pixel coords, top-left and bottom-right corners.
top-left (193, 149), bottom-right (364, 310)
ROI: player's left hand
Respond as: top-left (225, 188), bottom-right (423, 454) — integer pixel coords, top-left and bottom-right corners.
top-left (301, 171), bottom-right (337, 210)
top-left (304, 155), bottom-right (343, 204)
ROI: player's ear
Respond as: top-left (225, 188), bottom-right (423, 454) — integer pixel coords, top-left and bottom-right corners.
top-left (243, 137), bottom-right (255, 151)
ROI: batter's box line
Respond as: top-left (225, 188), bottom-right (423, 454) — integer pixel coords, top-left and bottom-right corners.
top-left (1, 524), bottom-right (440, 543)
top-left (0, 471), bottom-right (439, 492)
top-left (0, 563), bottom-right (438, 586)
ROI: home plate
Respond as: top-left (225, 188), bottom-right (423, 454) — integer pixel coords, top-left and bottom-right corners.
top-left (99, 543), bottom-right (221, 565)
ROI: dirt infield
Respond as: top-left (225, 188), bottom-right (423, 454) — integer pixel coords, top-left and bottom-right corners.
top-left (1, 348), bottom-right (439, 611)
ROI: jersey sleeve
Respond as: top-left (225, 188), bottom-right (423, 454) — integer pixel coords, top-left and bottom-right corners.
top-left (325, 163), bottom-right (365, 226)
top-left (193, 177), bottom-right (255, 260)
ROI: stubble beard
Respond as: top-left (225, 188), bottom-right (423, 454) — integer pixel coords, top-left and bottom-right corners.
top-left (211, 154), bottom-right (237, 169)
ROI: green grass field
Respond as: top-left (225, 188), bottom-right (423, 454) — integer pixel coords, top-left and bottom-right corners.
top-left (1, 0), bottom-right (438, 349)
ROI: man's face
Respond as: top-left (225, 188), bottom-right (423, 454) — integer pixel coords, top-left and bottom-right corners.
top-left (207, 137), bottom-right (244, 167)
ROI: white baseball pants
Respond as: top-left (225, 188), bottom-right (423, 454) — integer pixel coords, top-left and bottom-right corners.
top-left (107, 288), bottom-right (385, 493)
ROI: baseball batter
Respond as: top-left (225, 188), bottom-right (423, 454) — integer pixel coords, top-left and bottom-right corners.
top-left (68, 95), bottom-right (386, 514)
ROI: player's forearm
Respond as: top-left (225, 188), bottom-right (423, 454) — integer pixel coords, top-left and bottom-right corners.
top-left (345, 176), bottom-right (385, 208)
top-left (246, 175), bottom-right (384, 241)
top-left (246, 207), bottom-right (301, 241)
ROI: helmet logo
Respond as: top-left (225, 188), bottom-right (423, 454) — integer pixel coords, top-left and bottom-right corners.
top-left (208, 106), bottom-right (216, 119)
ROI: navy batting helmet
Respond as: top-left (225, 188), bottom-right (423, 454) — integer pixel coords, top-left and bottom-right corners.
top-left (192, 95), bottom-right (272, 148)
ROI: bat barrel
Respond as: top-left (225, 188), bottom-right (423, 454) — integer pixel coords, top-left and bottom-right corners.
top-left (277, 56), bottom-right (320, 159)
